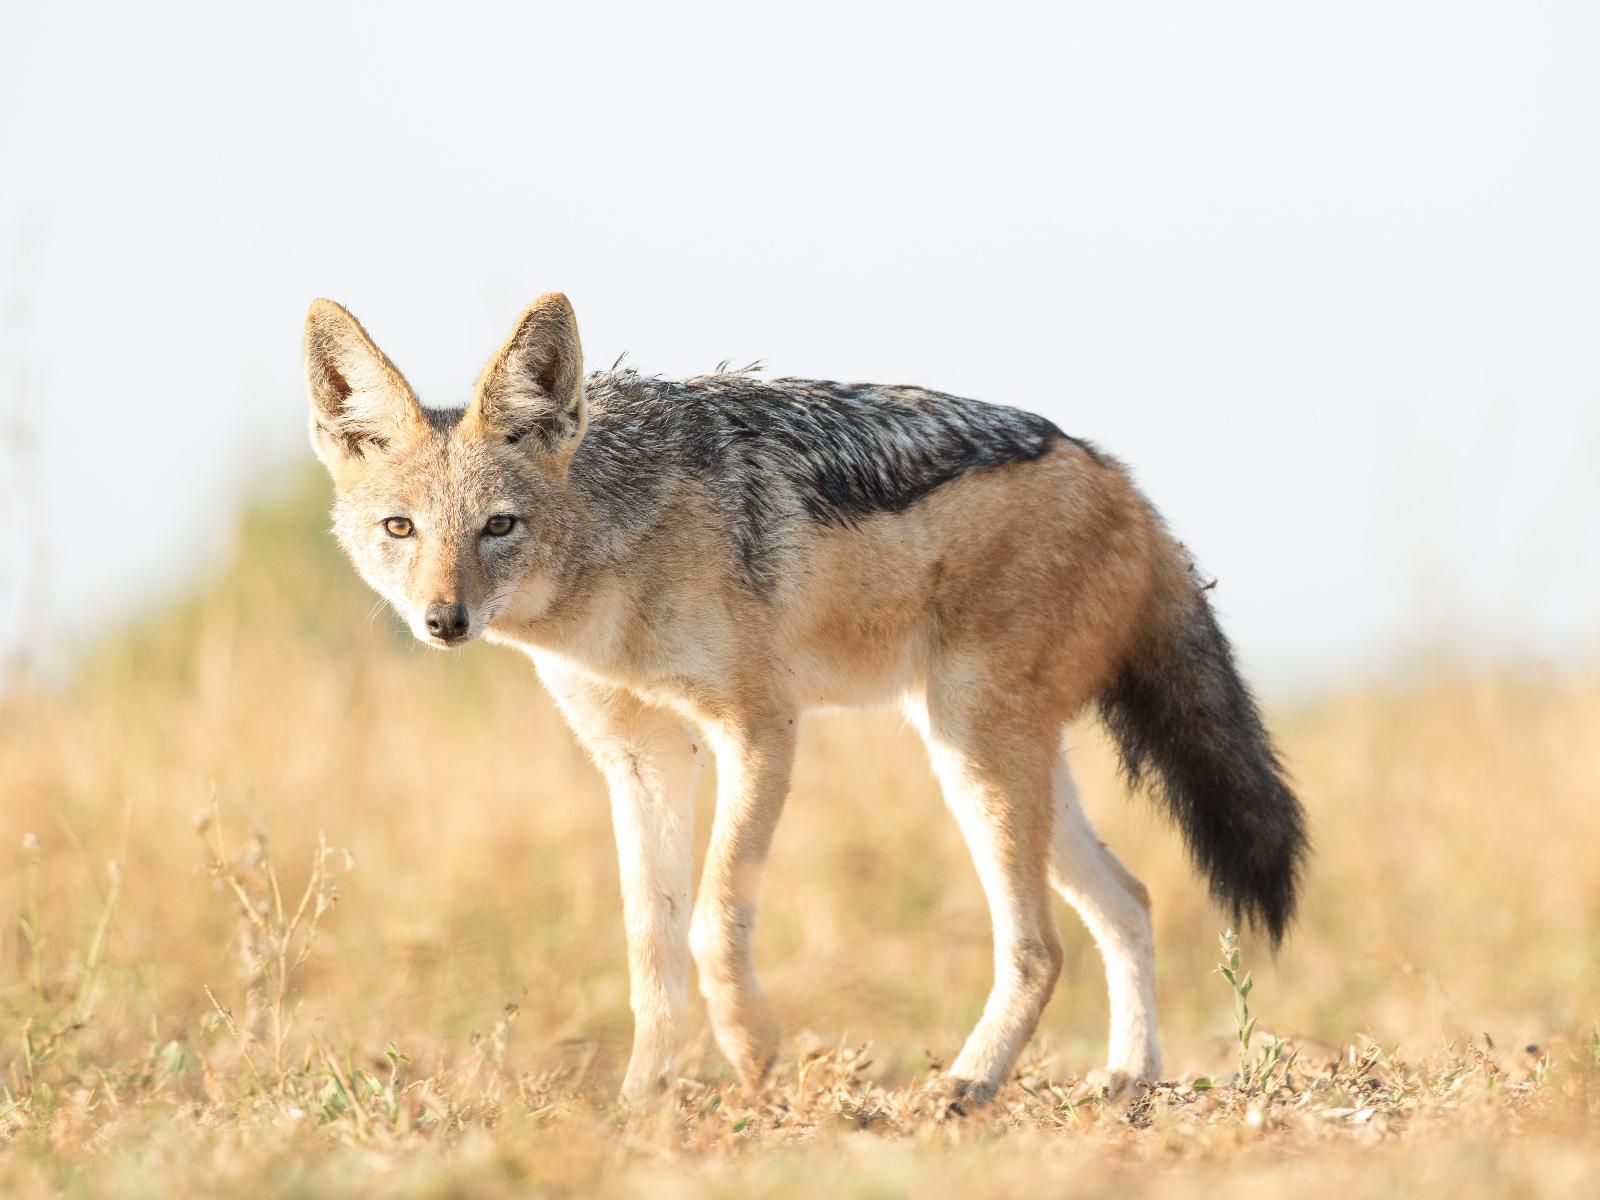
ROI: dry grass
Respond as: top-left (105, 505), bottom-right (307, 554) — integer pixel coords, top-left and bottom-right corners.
top-left (0, 472), bottom-right (1596, 1197)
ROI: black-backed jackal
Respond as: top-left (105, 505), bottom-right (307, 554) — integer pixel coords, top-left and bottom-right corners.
top-left (304, 294), bottom-right (1308, 1110)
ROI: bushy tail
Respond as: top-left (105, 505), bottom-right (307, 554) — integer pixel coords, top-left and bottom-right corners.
top-left (1096, 539), bottom-right (1309, 947)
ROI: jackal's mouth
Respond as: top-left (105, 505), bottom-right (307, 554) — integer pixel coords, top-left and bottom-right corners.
top-left (419, 622), bottom-right (483, 650)
top-left (409, 620), bottom-right (481, 650)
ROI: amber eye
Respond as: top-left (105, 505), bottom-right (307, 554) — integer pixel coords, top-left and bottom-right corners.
top-left (483, 514), bottom-right (516, 537)
top-left (382, 517), bottom-right (414, 538)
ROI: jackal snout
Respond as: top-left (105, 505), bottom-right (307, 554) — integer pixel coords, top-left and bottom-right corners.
top-left (424, 601), bottom-right (471, 644)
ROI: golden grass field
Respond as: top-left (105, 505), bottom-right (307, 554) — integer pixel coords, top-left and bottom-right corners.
top-left (1, 472), bottom-right (1596, 1197)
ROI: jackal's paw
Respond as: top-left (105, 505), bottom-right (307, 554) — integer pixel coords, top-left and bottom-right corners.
top-left (713, 1013), bottom-right (781, 1094)
top-left (734, 1047), bottom-right (779, 1095)
top-left (1078, 1066), bottom-right (1151, 1104)
top-left (922, 1075), bottom-right (997, 1121)
top-left (618, 1067), bottom-right (676, 1113)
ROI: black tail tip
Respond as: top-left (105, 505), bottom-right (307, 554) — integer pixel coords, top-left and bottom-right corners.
top-left (1220, 788), bottom-right (1309, 953)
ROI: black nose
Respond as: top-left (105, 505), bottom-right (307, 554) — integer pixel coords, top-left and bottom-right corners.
top-left (425, 602), bottom-right (470, 642)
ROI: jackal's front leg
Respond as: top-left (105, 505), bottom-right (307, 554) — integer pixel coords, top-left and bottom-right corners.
top-left (690, 714), bottom-right (797, 1091)
top-left (540, 665), bottom-right (702, 1107)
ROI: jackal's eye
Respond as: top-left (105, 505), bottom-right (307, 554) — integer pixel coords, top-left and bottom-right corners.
top-left (483, 514), bottom-right (516, 537)
top-left (382, 517), bottom-right (414, 538)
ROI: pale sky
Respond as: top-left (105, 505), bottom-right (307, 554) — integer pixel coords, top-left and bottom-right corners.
top-left (2, 1), bottom-right (1597, 697)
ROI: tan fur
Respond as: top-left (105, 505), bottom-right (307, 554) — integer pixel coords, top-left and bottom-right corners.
top-left (305, 295), bottom-right (1172, 1108)
top-left (464, 293), bottom-right (588, 480)
top-left (304, 299), bottom-right (430, 490)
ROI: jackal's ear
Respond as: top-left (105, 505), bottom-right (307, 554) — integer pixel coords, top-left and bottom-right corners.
top-left (304, 299), bottom-right (427, 482)
top-left (468, 293), bottom-right (586, 461)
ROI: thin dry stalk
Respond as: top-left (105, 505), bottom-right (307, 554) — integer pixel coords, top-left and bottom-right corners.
top-left (200, 805), bottom-right (342, 1084)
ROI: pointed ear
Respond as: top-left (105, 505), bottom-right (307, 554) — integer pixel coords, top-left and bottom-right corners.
top-left (468, 293), bottom-right (586, 461)
top-left (303, 299), bottom-right (427, 482)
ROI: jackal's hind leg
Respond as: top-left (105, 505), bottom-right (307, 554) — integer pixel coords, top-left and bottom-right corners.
top-left (1049, 755), bottom-right (1161, 1094)
top-left (909, 690), bottom-right (1064, 1109)
top-left (540, 665), bottom-right (702, 1108)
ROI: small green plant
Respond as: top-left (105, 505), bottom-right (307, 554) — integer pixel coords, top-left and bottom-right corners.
top-left (1216, 930), bottom-right (1291, 1092)
top-left (1217, 930), bottom-right (1255, 1058)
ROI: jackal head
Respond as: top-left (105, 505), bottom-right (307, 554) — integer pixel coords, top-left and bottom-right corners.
top-left (304, 294), bottom-right (586, 647)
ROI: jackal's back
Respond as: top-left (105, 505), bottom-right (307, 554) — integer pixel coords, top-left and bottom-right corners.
top-left (573, 371), bottom-right (1076, 591)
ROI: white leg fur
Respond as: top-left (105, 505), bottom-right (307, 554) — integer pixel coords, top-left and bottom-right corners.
top-left (907, 692), bottom-right (1063, 1106)
top-left (689, 718), bottom-right (796, 1089)
top-left (1049, 755), bottom-right (1162, 1088)
top-left (538, 664), bottom-right (701, 1106)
